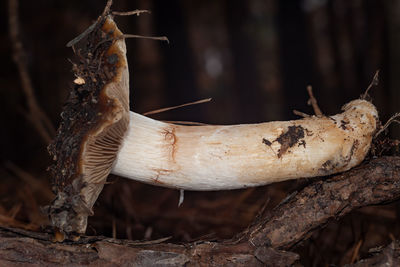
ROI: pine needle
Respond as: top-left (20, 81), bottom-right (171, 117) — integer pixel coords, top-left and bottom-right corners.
top-left (143, 98), bottom-right (212, 116)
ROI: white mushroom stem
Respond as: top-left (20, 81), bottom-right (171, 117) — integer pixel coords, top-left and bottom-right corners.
top-left (111, 99), bottom-right (378, 190)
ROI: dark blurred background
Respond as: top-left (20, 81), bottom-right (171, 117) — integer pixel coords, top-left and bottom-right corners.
top-left (1, 0), bottom-right (399, 265)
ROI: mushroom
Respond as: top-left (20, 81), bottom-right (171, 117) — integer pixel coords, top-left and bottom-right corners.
top-left (47, 15), bottom-right (130, 238)
top-left (112, 99), bottom-right (378, 190)
top-left (47, 13), bottom-right (379, 238)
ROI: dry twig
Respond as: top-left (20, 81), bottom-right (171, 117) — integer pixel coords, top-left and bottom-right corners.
top-left (143, 98), bottom-right (212, 116)
top-left (362, 70), bottom-right (380, 99)
top-left (112, 9), bottom-right (151, 16)
top-left (4, 161), bottom-right (53, 200)
top-left (306, 85), bottom-right (323, 116)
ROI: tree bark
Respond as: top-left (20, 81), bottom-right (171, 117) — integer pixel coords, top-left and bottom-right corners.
top-left (0, 227), bottom-right (298, 266)
top-left (246, 156), bottom-right (400, 249)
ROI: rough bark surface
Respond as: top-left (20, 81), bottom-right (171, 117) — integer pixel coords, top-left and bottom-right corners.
top-left (0, 227), bottom-right (298, 266)
top-left (1, 156), bottom-right (400, 266)
top-left (247, 156), bottom-right (400, 249)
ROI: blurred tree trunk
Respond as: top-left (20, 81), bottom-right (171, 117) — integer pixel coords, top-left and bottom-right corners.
top-left (332, 0), bottom-right (357, 98)
top-left (246, 0), bottom-right (283, 121)
top-left (224, 0), bottom-right (282, 123)
top-left (304, 0), bottom-right (387, 114)
top-left (181, 0), bottom-right (236, 123)
top-left (384, 0), bottom-right (400, 139)
top-left (305, 0), bottom-right (340, 110)
top-left (129, 0), bottom-right (166, 113)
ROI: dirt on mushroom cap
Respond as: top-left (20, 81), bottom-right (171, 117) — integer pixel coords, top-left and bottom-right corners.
top-left (47, 16), bottom-right (129, 237)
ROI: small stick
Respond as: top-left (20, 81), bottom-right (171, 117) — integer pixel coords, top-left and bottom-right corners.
top-left (374, 112), bottom-right (400, 138)
top-left (4, 161), bottom-right (53, 200)
top-left (362, 70), bottom-right (380, 99)
top-left (67, 0), bottom-right (113, 47)
top-left (306, 85), bottom-right (323, 117)
top-left (293, 110), bottom-right (310, 118)
top-left (144, 227), bottom-right (153, 240)
top-left (121, 34), bottom-right (169, 44)
top-left (93, 33), bottom-right (169, 53)
top-left (143, 98), bottom-right (212, 116)
top-left (350, 239), bottom-right (363, 264)
top-left (7, 204), bottom-right (21, 220)
top-left (112, 10), bottom-right (151, 16)
top-left (112, 217), bottom-right (117, 239)
top-left (101, 0), bottom-right (113, 18)
top-left (66, 22), bottom-right (98, 47)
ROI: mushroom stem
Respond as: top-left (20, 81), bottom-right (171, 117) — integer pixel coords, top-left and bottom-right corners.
top-left (111, 99), bottom-right (378, 190)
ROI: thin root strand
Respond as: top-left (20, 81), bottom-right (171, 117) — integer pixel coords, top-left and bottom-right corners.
top-left (362, 70), bottom-right (380, 100)
top-left (375, 112), bottom-right (400, 138)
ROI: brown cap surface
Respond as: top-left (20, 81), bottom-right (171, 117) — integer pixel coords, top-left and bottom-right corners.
top-left (47, 15), bottom-right (129, 237)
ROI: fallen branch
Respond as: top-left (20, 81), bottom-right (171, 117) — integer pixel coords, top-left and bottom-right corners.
top-left (246, 156), bottom-right (400, 249)
top-left (0, 226), bottom-right (298, 266)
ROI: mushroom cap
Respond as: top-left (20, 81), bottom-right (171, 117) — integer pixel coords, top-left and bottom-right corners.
top-left (47, 16), bottom-right (129, 236)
